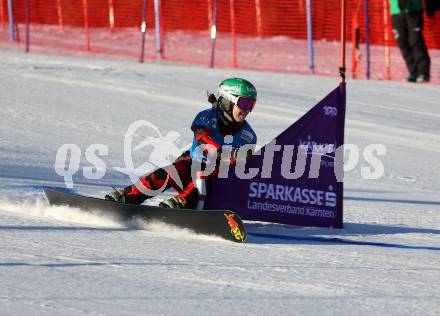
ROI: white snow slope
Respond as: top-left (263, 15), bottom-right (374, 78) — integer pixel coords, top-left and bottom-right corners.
top-left (0, 49), bottom-right (439, 316)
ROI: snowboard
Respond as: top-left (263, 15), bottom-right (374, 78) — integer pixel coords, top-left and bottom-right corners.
top-left (43, 188), bottom-right (246, 243)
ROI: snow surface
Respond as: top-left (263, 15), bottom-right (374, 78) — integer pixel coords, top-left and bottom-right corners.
top-left (0, 48), bottom-right (439, 315)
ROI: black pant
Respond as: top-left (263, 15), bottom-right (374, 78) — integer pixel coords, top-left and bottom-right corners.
top-left (123, 151), bottom-right (198, 207)
top-left (392, 10), bottom-right (430, 77)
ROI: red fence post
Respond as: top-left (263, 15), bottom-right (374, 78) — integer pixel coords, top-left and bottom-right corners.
top-left (230, 0), bottom-right (237, 68)
top-left (0, 0), bottom-right (4, 28)
top-left (255, 0), bottom-right (262, 37)
top-left (14, 9), bottom-right (20, 42)
top-left (108, 0), bottom-right (115, 31)
top-left (383, 0), bottom-right (391, 80)
top-left (351, 0), bottom-right (362, 79)
top-left (208, 0), bottom-right (212, 30)
top-left (57, 0), bottom-right (63, 28)
top-left (83, 0), bottom-right (90, 51)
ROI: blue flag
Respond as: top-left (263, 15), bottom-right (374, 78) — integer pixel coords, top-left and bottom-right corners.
top-left (206, 83), bottom-right (346, 228)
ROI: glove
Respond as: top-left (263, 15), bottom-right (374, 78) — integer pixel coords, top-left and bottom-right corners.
top-left (105, 188), bottom-right (126, 203)
top-left (231, 147), bottom-right (253, 162)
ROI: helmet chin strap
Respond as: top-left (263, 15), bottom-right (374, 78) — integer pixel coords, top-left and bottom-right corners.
top-left (216, 96), bottom-right (238, 124)
top-left (212, 97), bottom-right (243, 135)
top-left (217, 104), bottom-right (245, 136)
top-left (223, 108), bottom-right (236, 123)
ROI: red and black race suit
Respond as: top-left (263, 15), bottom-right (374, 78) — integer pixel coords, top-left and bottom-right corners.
top-left (123, 126), bottom-right (225, 207)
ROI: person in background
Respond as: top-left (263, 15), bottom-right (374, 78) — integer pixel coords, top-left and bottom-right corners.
top-left (390, 0), bottom-right (431, 83)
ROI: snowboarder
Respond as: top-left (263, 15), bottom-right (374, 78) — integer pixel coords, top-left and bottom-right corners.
top-left (105, 78), bottom-right (258, 209)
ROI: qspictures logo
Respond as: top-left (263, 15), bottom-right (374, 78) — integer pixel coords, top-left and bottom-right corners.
top-left (54, 120), bottom-right (187, 194)
top-left (54, 120), bottom-right (386, 191)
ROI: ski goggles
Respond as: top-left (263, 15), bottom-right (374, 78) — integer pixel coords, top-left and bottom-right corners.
top-left (221, 92), bottom-right (256, 112)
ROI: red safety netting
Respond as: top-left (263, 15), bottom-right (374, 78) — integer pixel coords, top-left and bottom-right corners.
top-left (0, 0), bottom-right (439, 83)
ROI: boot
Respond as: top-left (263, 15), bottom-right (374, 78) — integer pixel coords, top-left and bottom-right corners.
top-left (405, 73), bottom-right (417, 83)
top-left (105, 188), bottom-right (127, 203)
top-left (159, 196), bottom-right (187, 209)
top-left (416, 74), bottom-right (430, 83)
